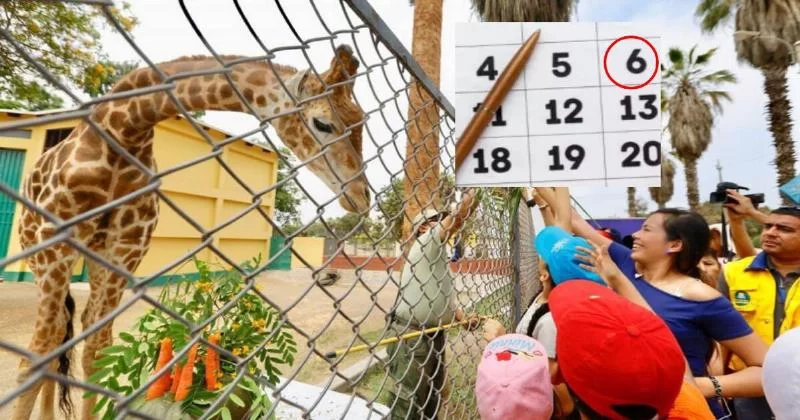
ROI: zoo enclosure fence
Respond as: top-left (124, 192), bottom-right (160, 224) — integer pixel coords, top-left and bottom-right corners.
top-left (0, 0), bottom-right (539, 418)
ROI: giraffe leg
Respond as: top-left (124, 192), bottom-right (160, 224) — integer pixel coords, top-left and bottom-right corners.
top-left (80, 262), bottom-right (127, 420)
top-left (11, 246), bottom-right (78, 420)
top-left (81, 200), bottom-right (155, 420)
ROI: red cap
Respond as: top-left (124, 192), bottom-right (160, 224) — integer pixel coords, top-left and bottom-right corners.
top-left (549, 280), bottom-right (684, 419)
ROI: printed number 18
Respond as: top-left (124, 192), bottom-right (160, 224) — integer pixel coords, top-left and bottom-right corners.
top-left (474, 148), bottom-right (511, 173)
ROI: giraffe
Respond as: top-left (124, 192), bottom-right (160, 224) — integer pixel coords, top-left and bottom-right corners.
top-left (11, 44), bottom-right (368, 420)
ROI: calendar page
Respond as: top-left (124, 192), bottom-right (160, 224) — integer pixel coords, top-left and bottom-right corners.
top-left (454, 22), bottom-right (662, 188)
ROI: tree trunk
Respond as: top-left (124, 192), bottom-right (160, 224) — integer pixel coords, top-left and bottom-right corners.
top-left (402, 0), bottom-right (443, 241)
top-left (763, 67), bottom-right (796, 204)
top-left (627, 187), bottom-right (637, 217)
top-left (684, 158), bottom-right (700, 211)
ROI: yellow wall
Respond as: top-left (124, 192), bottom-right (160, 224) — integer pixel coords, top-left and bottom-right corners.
top-left (290, 237), bottom-right (325, 269)
top-left (0, 112), bottom-right (278, 282)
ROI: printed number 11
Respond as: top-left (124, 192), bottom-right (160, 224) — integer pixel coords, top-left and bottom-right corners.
top-left (474, 102), bottom-right (507, 126)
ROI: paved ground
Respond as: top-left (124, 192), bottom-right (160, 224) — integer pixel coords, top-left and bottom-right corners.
top-left (0, 268), bottom-right (399, 419)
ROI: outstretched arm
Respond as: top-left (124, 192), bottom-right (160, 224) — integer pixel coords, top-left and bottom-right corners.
top-left (524, 188), bottom-right (556, 226)
top-left (439, 188), bottom-right (480, 242)
top-left (724, 190), bottom-right (765, 259)
top-left (570, 207), bottom-right (612, 247)
top-left (535, 187), bottom-right (572, 232)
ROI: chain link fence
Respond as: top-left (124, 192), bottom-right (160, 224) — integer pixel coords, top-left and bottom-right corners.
top-left (0, 1), bottom-right (537, 418)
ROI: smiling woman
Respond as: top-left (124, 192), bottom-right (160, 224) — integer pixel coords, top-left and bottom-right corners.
top-left (569, 206), bottom-right (768, 418)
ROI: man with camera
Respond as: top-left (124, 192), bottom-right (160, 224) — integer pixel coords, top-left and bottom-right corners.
top-left (717, 188), bottom-right (800, 419)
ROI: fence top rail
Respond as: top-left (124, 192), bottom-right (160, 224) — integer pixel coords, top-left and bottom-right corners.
top-left (342, 0), bottom-right (455, 119)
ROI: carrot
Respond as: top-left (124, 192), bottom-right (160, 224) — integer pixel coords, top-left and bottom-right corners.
top-left (145, 338), bottom-right (173, 400)
top-left (170, 364), bottom-right (182, 394)
top-left (205, 333), bottom-right (221, 390)
top-left (175, 343), bottom-right (199, 401)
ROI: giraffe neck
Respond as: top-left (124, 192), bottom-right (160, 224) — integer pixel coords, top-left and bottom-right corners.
top-left (92, 56), bottom-right (298, 143)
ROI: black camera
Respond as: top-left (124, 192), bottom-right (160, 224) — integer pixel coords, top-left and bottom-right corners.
top-left (709, 182), bottom-right (765, 207)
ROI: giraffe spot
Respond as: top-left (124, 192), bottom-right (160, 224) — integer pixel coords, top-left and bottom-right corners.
top-left (190, 95), bottom-right (204, 109)
top-left (135, 71), bottom-right (151, 88)
top-left (56, 144), bottom-right (72, 166)
top-left (74, 145), bottom-right (102, 162)
top-left (40, 185), bottom-right (52, 200)
top-left (125, 249), bottom-right (143, 264)
top-left (301, 135), bottom-right (315, 151)
top-left (273, 107), bottom-right (281, 115)
top-left (162, 100), bottom-right (178, 116)
top-left (141, 103), bottom-right (156, 122)
top-left (121, 210), bottom-right (135, 227)
top-left (124, 225), bottom-right (144, 240)
top-left (122, 127), bottom-right (138, 138)
top-left (177, 84), bottom-right (186, 94)
top-left (48, 301), bottom-right (57, 312)
top-left (109, 111), bottom-right (126, 130)
top-left (72, 191), bottom-right (104, 210)
top-left (345, 153), bottom-right (357, 169)
top-left (115, 81), bottom-right (134, 92)
top-left (220, 85), bottom-right (233, 99)
top-left (256, 95), bottom-right (266, 107)
top-left (42, 281), bottom-right (52, 294)
top-left (243, 88), bottom-right (255, 102)
top-left (207, 92), bottom-right (218, 104)
top-left (284, 101), bottom-right (291, 108)
top-left (137, 205), bottom-right (156, 220)
top-left (153, 92), bottom-right (166, 110)
top-left (267, 92), bottom-right (279, 103)
top-left (188, 82), bottom-right (202, 96)
top-left (93, 104), bottom-right (110, 122)
top-left (285, 126), bottom-right (298, 137)
top-left (246, 70), bottom-right (267, 85)
top-left (127, 100), bottom-right (140, 118)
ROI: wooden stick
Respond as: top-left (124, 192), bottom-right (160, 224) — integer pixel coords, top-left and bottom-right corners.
top-left (455, 29), bottom-right (542, 171)
top-left (324, 316), bottom-right (487, 359)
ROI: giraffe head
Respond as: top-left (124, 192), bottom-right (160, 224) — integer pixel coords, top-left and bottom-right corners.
top-left (271, 45), bottom-right (369, 214)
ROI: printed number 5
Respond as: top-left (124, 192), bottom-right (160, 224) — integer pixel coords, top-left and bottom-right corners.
top-left (474, 148), bottom-right (511, 173)
top-left (552, 52), bottom-right (571, 77)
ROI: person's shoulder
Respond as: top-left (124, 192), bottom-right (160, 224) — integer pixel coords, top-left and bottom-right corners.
top-left (681, 278), bottom-right (724, 302)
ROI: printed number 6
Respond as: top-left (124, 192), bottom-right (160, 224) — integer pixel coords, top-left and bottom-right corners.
top-left (627, 48), bottom-right (647, 74)
top-left (473, 148), bottom-right (511, 173)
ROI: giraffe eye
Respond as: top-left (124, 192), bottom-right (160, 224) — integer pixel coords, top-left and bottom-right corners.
top-left (313, 118), bottom-right (334, 133)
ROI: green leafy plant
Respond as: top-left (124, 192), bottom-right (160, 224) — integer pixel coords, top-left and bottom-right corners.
top-left (87, 255), bottom-right (297, 419)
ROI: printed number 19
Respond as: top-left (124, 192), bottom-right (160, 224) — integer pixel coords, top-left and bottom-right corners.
top-left (474, 148), bottom-right (511, 173)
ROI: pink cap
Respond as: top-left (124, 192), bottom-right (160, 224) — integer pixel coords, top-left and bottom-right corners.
top-left (476, 334), bottom-right (553, 420)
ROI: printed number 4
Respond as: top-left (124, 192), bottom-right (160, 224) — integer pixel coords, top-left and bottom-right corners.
top-left (474, 148), bottom-right (511, 173)
top-left (477, 56), bottom-right (499, 80)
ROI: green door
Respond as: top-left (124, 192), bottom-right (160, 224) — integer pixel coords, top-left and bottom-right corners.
top-left (0, 149), bottom-right (25, 260)
top-left (267, 235), bottom-right (292, 270)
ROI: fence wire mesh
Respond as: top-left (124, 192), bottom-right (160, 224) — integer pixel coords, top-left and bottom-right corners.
top-left (0, 1), bottom-right (531, 419)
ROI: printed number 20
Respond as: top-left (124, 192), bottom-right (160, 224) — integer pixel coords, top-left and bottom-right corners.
top-left (474, 148), bottom-right (511, 173)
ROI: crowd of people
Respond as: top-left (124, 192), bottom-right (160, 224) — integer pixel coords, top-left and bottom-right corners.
top-left (382, 185), bottom-right (799, 420)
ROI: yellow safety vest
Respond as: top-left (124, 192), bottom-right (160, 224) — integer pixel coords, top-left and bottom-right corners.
top-left (723, 254), bottom-right (800, 371)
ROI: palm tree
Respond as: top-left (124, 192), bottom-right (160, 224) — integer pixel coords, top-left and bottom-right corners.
top-left (649, 157), bottom-right (676, 208)
top-left (697, 0), bottom-right (800, 203)
top-left (402, 0), bottom-right (444, 240)
top-left (627, 187), bottom-right (637, 216)
top-left (663, 45), bottom-right (736, 211)
top-left (469, 0), bottom-right (577, 21)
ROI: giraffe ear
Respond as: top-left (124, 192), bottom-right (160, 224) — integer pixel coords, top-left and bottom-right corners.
top-left (283, 69), bottom-right (310, 101)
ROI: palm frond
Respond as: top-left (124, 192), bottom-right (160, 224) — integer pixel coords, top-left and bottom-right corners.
top-left (695, 47), bottom-right (719, 65)
top-left (704, 91), bottom-right (734, 114)
top-left (695, 0), bottom-right (737, 33)
top-left (668, 48), bottom-right (685, 70)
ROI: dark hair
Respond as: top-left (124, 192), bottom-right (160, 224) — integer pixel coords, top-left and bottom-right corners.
top-left (622, 235), bottom-right (634, 249)
top-left (526, 302), bottom-right (550, 337)
top-left (772, 206), bottom-right (800, 219)
top-left (647, 208), bottom-right (709, 279)
top-left (568, 384), bottom-right (659, 420)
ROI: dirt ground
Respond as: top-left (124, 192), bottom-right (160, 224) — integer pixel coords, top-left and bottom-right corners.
top-left (0, 268), bottom-right (399, 419)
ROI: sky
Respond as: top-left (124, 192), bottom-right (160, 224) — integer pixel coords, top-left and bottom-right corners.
top-left (92, 0), bottom-right (800, 224)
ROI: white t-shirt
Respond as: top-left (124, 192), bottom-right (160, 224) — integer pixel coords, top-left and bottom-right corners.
top-left (394, 224), bottom-right (456, 327)
top-left (515, 292), bottom-right (557, 358)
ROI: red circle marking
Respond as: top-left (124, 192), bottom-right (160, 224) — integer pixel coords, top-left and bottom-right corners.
top-left (603, 35), bottom-right (659, 90)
